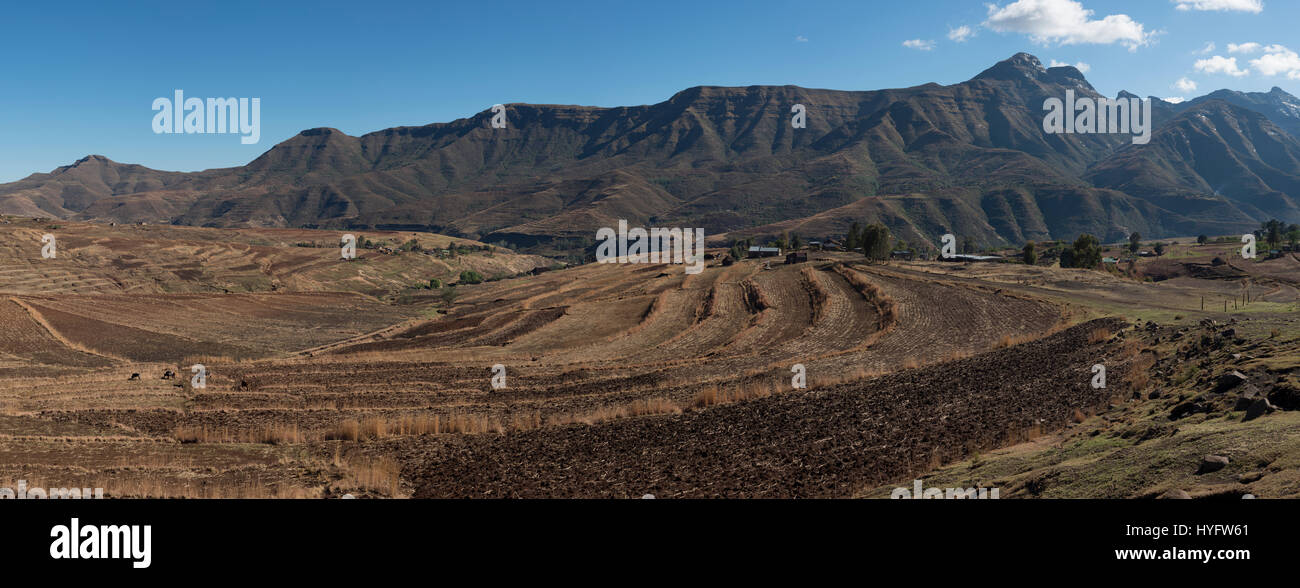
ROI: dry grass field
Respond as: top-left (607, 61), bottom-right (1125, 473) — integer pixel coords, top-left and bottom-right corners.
top-left (2, 217), bottom-right (1298, 498)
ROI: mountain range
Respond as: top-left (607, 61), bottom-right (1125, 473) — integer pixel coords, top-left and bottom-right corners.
top-left (3, 52), bottom-right (1299, 254)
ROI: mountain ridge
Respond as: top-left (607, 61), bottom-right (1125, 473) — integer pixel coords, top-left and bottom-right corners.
top-left (3, 53), bottom-right (1298, 253)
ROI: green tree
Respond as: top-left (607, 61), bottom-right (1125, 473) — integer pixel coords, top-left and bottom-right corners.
top-left (860, 223), bottom-right (892, 262)
top-left (440, 285), bottom-right (459, 305)
top-left (1059, 247), bottom-right (1076, 268)
top-left (1154, 242), bottom-right (1167, 256)
top-left (846, 222), bottom-right (862, 251)
top-left (1263, 219), bottom-right (1285, 248)
top-left (1287, 225), bottom-right (1300, 248)
top-left (1022, 241), bottom-right (1038, 265)
top-left (1069, 234), bottom-right (1102, 269)
top-left (459, 270), bottom-right (484, 284)
top-left (729, 240), bottom-right (745, 261)
top-left (1128, 232), bottom-right (1142, 254)
top-left (1197, 234), bottom-right (1209, 245)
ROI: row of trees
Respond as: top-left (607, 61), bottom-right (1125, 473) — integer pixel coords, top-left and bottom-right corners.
top-left (1257, 220), bottom-right (1300, 248)
top-left (1125, 233), bottom-right (1168, 256)
top-left (1022, 234), bottom-right (1102, 268)
top-left (727, 222), bottom-right (898, 262)
top-left (737, 221), bottom-right (1297, 269)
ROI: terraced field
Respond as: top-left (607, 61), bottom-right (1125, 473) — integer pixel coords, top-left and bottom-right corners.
top-left (0, 216), bottom-right (552, 296)
top-left (12, 220), bottom-right (1271, 498)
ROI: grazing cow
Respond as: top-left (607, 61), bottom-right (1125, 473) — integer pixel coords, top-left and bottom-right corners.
top-left (162, 370), bottom-right (175, 380)
top-left (128, 373), bottom-right (140, 381)
top-left (239, 380), bottom-right (249, 389)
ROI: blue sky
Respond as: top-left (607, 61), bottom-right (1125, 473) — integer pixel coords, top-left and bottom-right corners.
top-left (1, 0), bottom-right (1296, 182)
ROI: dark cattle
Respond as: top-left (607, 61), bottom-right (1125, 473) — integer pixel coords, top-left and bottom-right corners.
top-left (128, 373), bottom-right (140, 381)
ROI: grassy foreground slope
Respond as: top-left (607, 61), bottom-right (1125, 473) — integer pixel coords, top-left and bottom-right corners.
top-left (859, 243), bottom-right (1300, 498)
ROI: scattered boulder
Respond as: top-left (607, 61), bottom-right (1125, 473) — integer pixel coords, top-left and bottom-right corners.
top-left (1243, 398), bottom-right (1277, 422)
top-left (1197, 455), bottom-right (1229, 475)
top-left (1233, 385), bottom-right (1261, 411)
top-left (1237, 471), bottom-right (1265, 484)
top-left (1171, 400), bottom-right (1208, 420)
top-left (1215, 371), bottom-right (1248, 393)
top-left (1267, 384), bottom-right (1300, 411)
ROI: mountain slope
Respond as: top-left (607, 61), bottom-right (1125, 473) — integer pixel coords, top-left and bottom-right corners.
top-left (1180, 87), bottom-right (1300, 143)
top-left (1087, 100), bottom-right (1300, 233)
top-left (0, 156), bottom-right (192, 218)
top-left (2, 53), bottom-right (1297, 252)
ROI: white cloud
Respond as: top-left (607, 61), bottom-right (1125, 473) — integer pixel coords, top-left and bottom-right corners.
top-left (1250, 45), bottom-right (1300, 79)
top-left (903, 39), bottom-right (936, 51)
top-left (1173, 0), bottom-right (1263, 13)
top-left (1195, 55), bottom-right (1249, 76)
top-left (1174, 77), bottom-right (1199, 92)
top-left (1049, 59), bottom-right (1091, 72)
top-left (1197, 42), bottom-right (1217, 55)
top-left (984, 0), bottom-right (1155, 51)
top-left (795, 35), bottom-right (809, 42)
top-left (1227, 42), bottom-right (1262, 53)
top-left (948, 25), bottom-right (975, 42)
top-left (1164, 97), bottom-right (1187, 104)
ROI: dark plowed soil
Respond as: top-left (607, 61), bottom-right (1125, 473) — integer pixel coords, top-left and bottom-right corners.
top-left (400, 318), bottom-right (1130, 498)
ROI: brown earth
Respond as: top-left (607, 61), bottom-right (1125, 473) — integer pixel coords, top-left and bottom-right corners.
top-left (3, 221), bottom-right (1297, 498)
